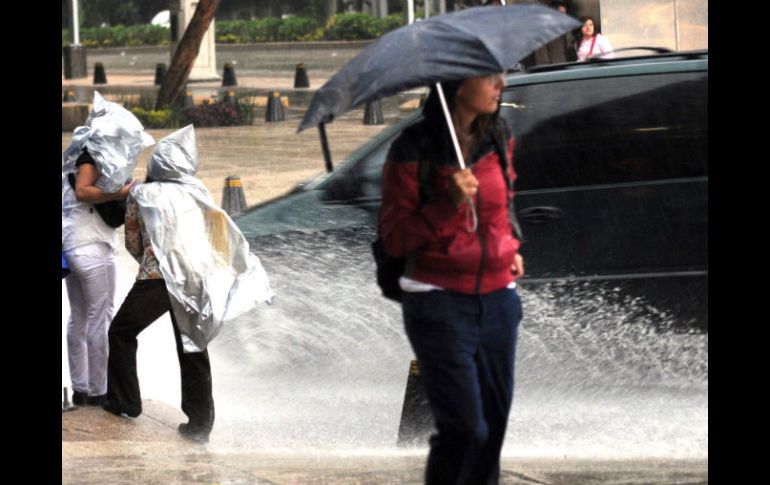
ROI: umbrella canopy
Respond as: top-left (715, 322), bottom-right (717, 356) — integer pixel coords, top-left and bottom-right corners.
top-left (298, 4), bottom-right (580, 132)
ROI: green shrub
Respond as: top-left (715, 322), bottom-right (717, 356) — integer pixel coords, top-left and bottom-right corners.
top-left (130, 107), bottom-right (176, 129)
top-left (383, 14), bottom-right (404, 33)
top-left (125, 25), bottom-right (168, 46)
top-left (217, 20), bottom-right (258, 43)
top-left (254, 17), bottom-right (282, 42)
top-left (233, 93), bottom-right (259, 125)
top-left (325, 13), bottom-right (388, 40)
top-left (300, 27), bottom-right (326, 42)
top-left (72, 24), bottom-right (169, 47)
top-left (277, 16), bottom-right (320, 41)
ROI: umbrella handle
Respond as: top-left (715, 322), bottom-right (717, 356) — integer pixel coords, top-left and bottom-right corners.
top-left (436, 82), bottom-right (477, 232)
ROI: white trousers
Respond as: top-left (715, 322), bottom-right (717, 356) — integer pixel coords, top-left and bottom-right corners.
top-left (64, 242), bottom-right (116, 396)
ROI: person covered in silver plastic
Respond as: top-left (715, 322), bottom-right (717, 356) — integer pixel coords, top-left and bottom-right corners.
top-left (62, 92), bottom-right (155, 407)
top-left (101, 125), bottom-right (274, 444)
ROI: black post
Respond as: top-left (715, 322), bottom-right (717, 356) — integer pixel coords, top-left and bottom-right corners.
top-left (178, 89), bottom-right (194, 109)
top-left (265, 91), bottom-right (286, 122)
top-left (363, 98), bottom-right (384, 125)
top-left (396, 360), bottom-right (434, 446)
top-left (222, 63), bottom-right (238, 87)
top-left (93, 62), bottom-right (107, 84)
top-left (319, 123), bottom-right (334, 173)
top-left (154, 63), bottom-right (167, 85)
top-left (294, 63), bottom-right (310, 88)
top-left (221, 175), bottom-right (247, 216)
top-left (222, 90), bottom-right (236, 104)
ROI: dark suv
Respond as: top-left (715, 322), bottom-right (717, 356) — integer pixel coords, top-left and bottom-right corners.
top-left (235, 50), bottom-right (708, 332)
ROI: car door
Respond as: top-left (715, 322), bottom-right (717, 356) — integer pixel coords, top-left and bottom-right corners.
top-left (501, 66), bottom-right (708, 329)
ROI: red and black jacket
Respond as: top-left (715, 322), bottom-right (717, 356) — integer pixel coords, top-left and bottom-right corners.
top-left (379, 117), bottom-right (521, 295)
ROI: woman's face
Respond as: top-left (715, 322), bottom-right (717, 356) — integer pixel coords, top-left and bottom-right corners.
top-left (582, 19), bottom-right (595, 37)
top-left (454, 73), bottom-right (504, 116)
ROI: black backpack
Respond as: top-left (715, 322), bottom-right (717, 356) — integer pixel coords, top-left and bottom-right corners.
top-left (371, 121), bottom-right (521, 303)
top-left (67, 173), bottom-right (127, 229)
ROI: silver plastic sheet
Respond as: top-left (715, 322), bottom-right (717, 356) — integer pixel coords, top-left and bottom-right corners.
top-left (62, 91), bottom-right (155, 192)
top-left (132, 125), bottom-right (275, 352)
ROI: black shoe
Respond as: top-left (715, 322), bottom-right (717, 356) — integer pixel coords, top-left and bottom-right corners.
top-left (72, 391), bottom-right (88, 406)
top-left (178, 423), bottom-right (210, 444)
top-left (101, 399), bottom-right (141, 419)
top-left (86, 394), bottom-right (106, 406)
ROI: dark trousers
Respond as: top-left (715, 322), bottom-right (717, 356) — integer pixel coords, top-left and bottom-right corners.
top-left (402, 287), bottom-right (523, 485)
top-left (105, 279), bottom-right (215, 432)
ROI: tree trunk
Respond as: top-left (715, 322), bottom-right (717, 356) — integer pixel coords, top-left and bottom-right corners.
top-left (155, 0), bottom-right (221, 110)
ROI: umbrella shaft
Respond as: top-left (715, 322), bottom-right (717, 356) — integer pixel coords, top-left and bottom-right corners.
top-left (435, 82), bottom-right (466, 170)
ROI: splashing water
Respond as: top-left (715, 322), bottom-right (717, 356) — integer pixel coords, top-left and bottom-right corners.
top-left (63, 227), bottom-right (706, 459)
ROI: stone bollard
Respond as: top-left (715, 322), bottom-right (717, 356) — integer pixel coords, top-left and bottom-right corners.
top-left (396, 360), bottom-right (435, 446)
top-left (178, 90), bottom-right (195, 110)
top-left (222, 90), bottom-right (237, 105)
top-left (294, 63), bottom-right (310, 88)
top-left (154, 63), bottom-right (167, 86)
top-left (93, 62), bottom-right (108, 84)
top-left (265, 91), bottom-right (285, 122)
top-left (222, 63), bottom-right (238, 87)
top-left (363, 99), bottom-right (384, 125)
top-left (221, 176), bottom-right (247, 216)
top-left (62, 90), bottom-right (77, 102)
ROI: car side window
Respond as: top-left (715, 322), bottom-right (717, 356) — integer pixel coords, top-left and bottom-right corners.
top-left (502, 71), bottom-right (708, 191)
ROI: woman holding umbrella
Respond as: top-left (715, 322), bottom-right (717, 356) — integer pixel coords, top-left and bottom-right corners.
top-left (379, 74), bottom-right (524, 483)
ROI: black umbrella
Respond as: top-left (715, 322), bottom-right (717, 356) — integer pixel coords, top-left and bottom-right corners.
top-left (298, 4), bottom-right (581, 137)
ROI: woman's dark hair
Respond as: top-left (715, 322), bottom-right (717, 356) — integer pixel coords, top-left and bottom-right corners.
top-left (577, 16), bottom-right (599, 41)
top-left (421, 79), bottom-right (501, 159)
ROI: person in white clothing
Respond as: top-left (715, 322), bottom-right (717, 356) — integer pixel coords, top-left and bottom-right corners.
top-left (575, 16), bottom-right (615, 61)
top-left (62, 95), bottom-right (154, 407)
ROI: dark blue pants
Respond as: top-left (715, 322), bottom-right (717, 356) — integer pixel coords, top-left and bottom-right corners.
top-left (402, 287), bottom-right (523, 485)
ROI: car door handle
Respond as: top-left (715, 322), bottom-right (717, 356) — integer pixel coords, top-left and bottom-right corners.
top-left (517, 206), bottom-right (563, 223)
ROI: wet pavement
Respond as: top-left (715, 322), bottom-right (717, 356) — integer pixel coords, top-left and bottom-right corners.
top-left (62, 400), bottom-right (707, 485)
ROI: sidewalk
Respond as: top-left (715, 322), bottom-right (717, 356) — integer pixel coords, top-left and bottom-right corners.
top-left (62, 400), bottom-right (708, 485)
top-left (62, 72), bottom-right (333, 92)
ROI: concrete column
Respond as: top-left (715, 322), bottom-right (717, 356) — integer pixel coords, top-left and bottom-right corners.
top-left (598, 0), bottom-right (706, 52)
top-left (407, 0), bottom-right (415, 24)
top-left (376, 0), bottom-right (388, 17)
top-left (327, 0), bottom-right (339, 17)
top-left (170, 0), bottom-right (219, 81)
top-left (63, 0), bottom-right (87, 79)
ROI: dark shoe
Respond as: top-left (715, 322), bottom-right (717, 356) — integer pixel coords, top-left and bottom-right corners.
top-left (86, 394), bottom-right (106, 406)
top-left (178, 423), bottom-right (210, 444)
top-left (101, 399), bottom-right (140, 419)
top-left (72, 391), bottom-right (88, 406)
